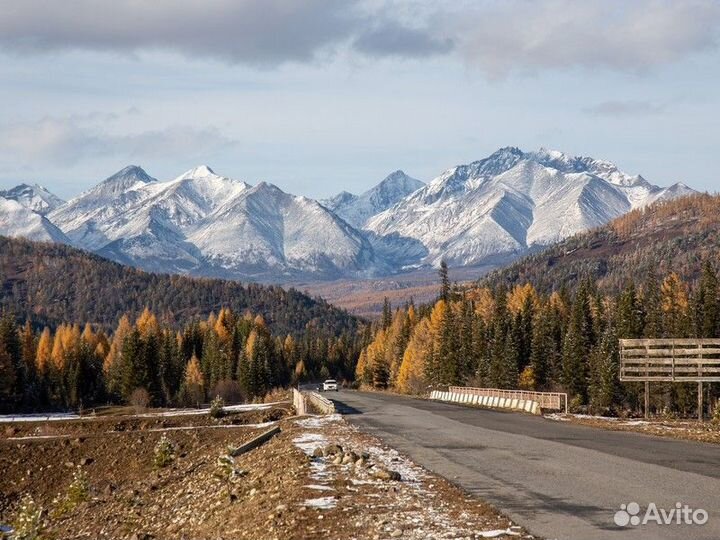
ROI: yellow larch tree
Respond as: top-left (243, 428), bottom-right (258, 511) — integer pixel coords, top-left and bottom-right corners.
top-left (35, 327), bottom-right (53, 375)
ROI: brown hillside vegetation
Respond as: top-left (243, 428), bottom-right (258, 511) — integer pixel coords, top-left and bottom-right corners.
top-left (0, 236), bottom-right (359, 337)
top-left (482, 193), bottom-right (720, 294)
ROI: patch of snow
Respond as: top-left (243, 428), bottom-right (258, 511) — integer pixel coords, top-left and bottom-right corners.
top-left (479, 528), bottom-right (521, 538)
top-left (302, 496), bottom-right (337, 509)
top-left (135, 403), bottom-right (273, 418)
top-left (0, 412), bottom-right (80, 423)
top-left (294, 414), bottom-right (342, 428)
top-left (304, 484), bottom-right (335, 491)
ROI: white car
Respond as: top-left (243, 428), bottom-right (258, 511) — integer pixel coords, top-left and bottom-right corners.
top-left (322, 379), bottom-right (338, 392)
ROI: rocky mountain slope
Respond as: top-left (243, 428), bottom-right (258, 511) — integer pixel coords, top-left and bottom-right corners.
top-left (0, 183), bottom-right (65, 215)
top-left (0, 197), bottom-right (71, 244)
top-left (366, 147), bottom-right (695, 267)
top-left (321, 170), bottom-right (423, 228)
top-left (0, 148), bottom-right (695, 281)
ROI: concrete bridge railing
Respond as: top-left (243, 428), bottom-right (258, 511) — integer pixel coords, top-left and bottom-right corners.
top-left (429, 388), bottom-right (543, 415)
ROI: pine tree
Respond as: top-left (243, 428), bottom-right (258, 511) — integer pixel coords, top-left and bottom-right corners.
top-left (19, 321), bottom-right (38, 404)
top-left (381, 298), bottom-right (392, 330)
top-left (0, 314), bottom-right (21, 398)
top-left (439, 260), bottom-right (450, 303)
top-left (617, 282), bottom-right (644, 339)
top-left (696, 261), bottom-right (719, 337)
top-left (561, 281), bottom-right (595, 402)
top-left (642, 270), bottom-right (662, 338)
top-left (589, 323), bottom-right (621, 414)
top-left (437, 302), bottom-right (460, 385)
top-left (0, 346), bottom-right (16, 409)
top-left (530, 303), bottom-right (556, 390)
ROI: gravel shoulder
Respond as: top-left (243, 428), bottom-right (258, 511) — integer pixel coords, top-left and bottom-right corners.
top-left (1, 405), bottom-right (531, 540)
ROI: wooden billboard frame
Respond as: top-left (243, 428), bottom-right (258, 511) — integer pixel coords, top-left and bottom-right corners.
top-left (619, 338), bottom-right (720, 420)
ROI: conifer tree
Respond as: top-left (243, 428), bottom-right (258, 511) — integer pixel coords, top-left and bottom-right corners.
top-left (561, 281), bottom-right (595, 402)
top-left (439, 260), bottom-right (450, 303)
top-left (642, 270), bottom-right (662, 338)
top-left (695, 261), bottom-right (719, 337)
top-left (589, 322), bottom-right (621, 414)
top-left (0, 347), bottom-right (16, 408)
top-left (617, 282), bottom-right (644, 339)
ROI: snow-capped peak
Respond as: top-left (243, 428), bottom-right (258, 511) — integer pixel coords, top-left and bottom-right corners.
top-left (322, 170), bottom-right (423, 228)
top-left (0, 183), bottom-right (65, 215)
top-left (177, 165), bottom-right (218, 180)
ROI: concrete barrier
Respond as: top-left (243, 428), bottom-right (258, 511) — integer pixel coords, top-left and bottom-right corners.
top-left (430, 389), bottom-right (541, 415)
top-left (304, 391), bottom-right (336, 415)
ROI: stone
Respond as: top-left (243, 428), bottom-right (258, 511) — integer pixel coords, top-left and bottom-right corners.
top-left (324, 444), bottom-right (343, 455)
top-left (79, 457), bottom-right (94, 466)
top-left (390, 529), bottom-right (403, 537)
top-left (312, 447), bottom-right (324, 458)
top-left (373, 468), bottom-right (402, 482)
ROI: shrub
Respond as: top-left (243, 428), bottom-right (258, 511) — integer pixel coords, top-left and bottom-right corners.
top-left (66, 467), bottom-right (89, 505)
top-left (263, 387), bottom-right (290, 404)
top-left (153, 435), bottom-right (176, 468)
top-left (209, 395), bottom-right (225, 419)
top-left (52, 466), bottom-right (90, 517)
top-left (568, 395), bottom-right (585, 414)
top-left (130, 387), bottom-right (151, 414)
top-left (211, 380), bottom-right (243, 404)
top-left (712, 402), bottom-right (720, 426)
top-left (11, 495), bottom-right (44, 540)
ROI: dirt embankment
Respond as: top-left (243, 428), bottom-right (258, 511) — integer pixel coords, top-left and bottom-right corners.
top-left (1, 406), bottom-right (530, 540)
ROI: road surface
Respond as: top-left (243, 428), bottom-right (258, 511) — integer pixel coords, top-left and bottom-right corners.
top-left (330, 390), bottom-right (720, 540)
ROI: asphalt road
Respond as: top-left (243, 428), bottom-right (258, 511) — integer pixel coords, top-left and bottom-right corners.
top-left (330, 390), bottom-right (720, 540)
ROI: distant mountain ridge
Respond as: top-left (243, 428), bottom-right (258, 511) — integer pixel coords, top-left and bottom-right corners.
top-left (0, 147), bottom-right (696, 281)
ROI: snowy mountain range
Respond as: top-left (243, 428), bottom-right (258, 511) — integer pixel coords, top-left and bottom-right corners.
top-left (366, 147), bottom-right (695, 267)
top-left (0, 147), bottom-right (695, 281)
top-left (321, 170), bottom-right (424, 228)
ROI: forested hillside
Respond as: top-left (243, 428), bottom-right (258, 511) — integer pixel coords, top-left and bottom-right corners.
top-left (0, 236), bottom-right (359, 337)
top-left (482, 194), bottom-right (720, 294)
top-left (0, 306), bottom-right (365, 413)
top-left (358, 253), bottom-right (720, 417)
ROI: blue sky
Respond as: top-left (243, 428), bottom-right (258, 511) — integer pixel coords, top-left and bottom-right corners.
top-left (0, 0), bottom-right (718, 200)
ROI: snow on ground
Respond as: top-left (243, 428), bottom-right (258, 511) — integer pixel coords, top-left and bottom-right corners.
top-left (479, 528), bottom-right (521, 538)
top-left (136, 403), bottom-right (274, 418)
top-left (0, 402), bottom-right (280, 424)
top-left (293, 414), bottom-right (523, 538)
top-left (0, 413), bottom-right (80, 423)
top-left (302, 496), bottom-right (337, 509)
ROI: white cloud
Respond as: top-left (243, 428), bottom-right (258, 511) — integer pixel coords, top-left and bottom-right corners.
top-left (448, 0), bottom-right (720, 77)
top-left (584, 100), bottom-right (666, 117)
top-left (0, 0), bottom-right (447, 66)
top-left (0, 115), bottom-right (235, 167)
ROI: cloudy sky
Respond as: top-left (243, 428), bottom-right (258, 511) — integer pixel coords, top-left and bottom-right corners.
top-left (0, 0), bottom-right (718, 199)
